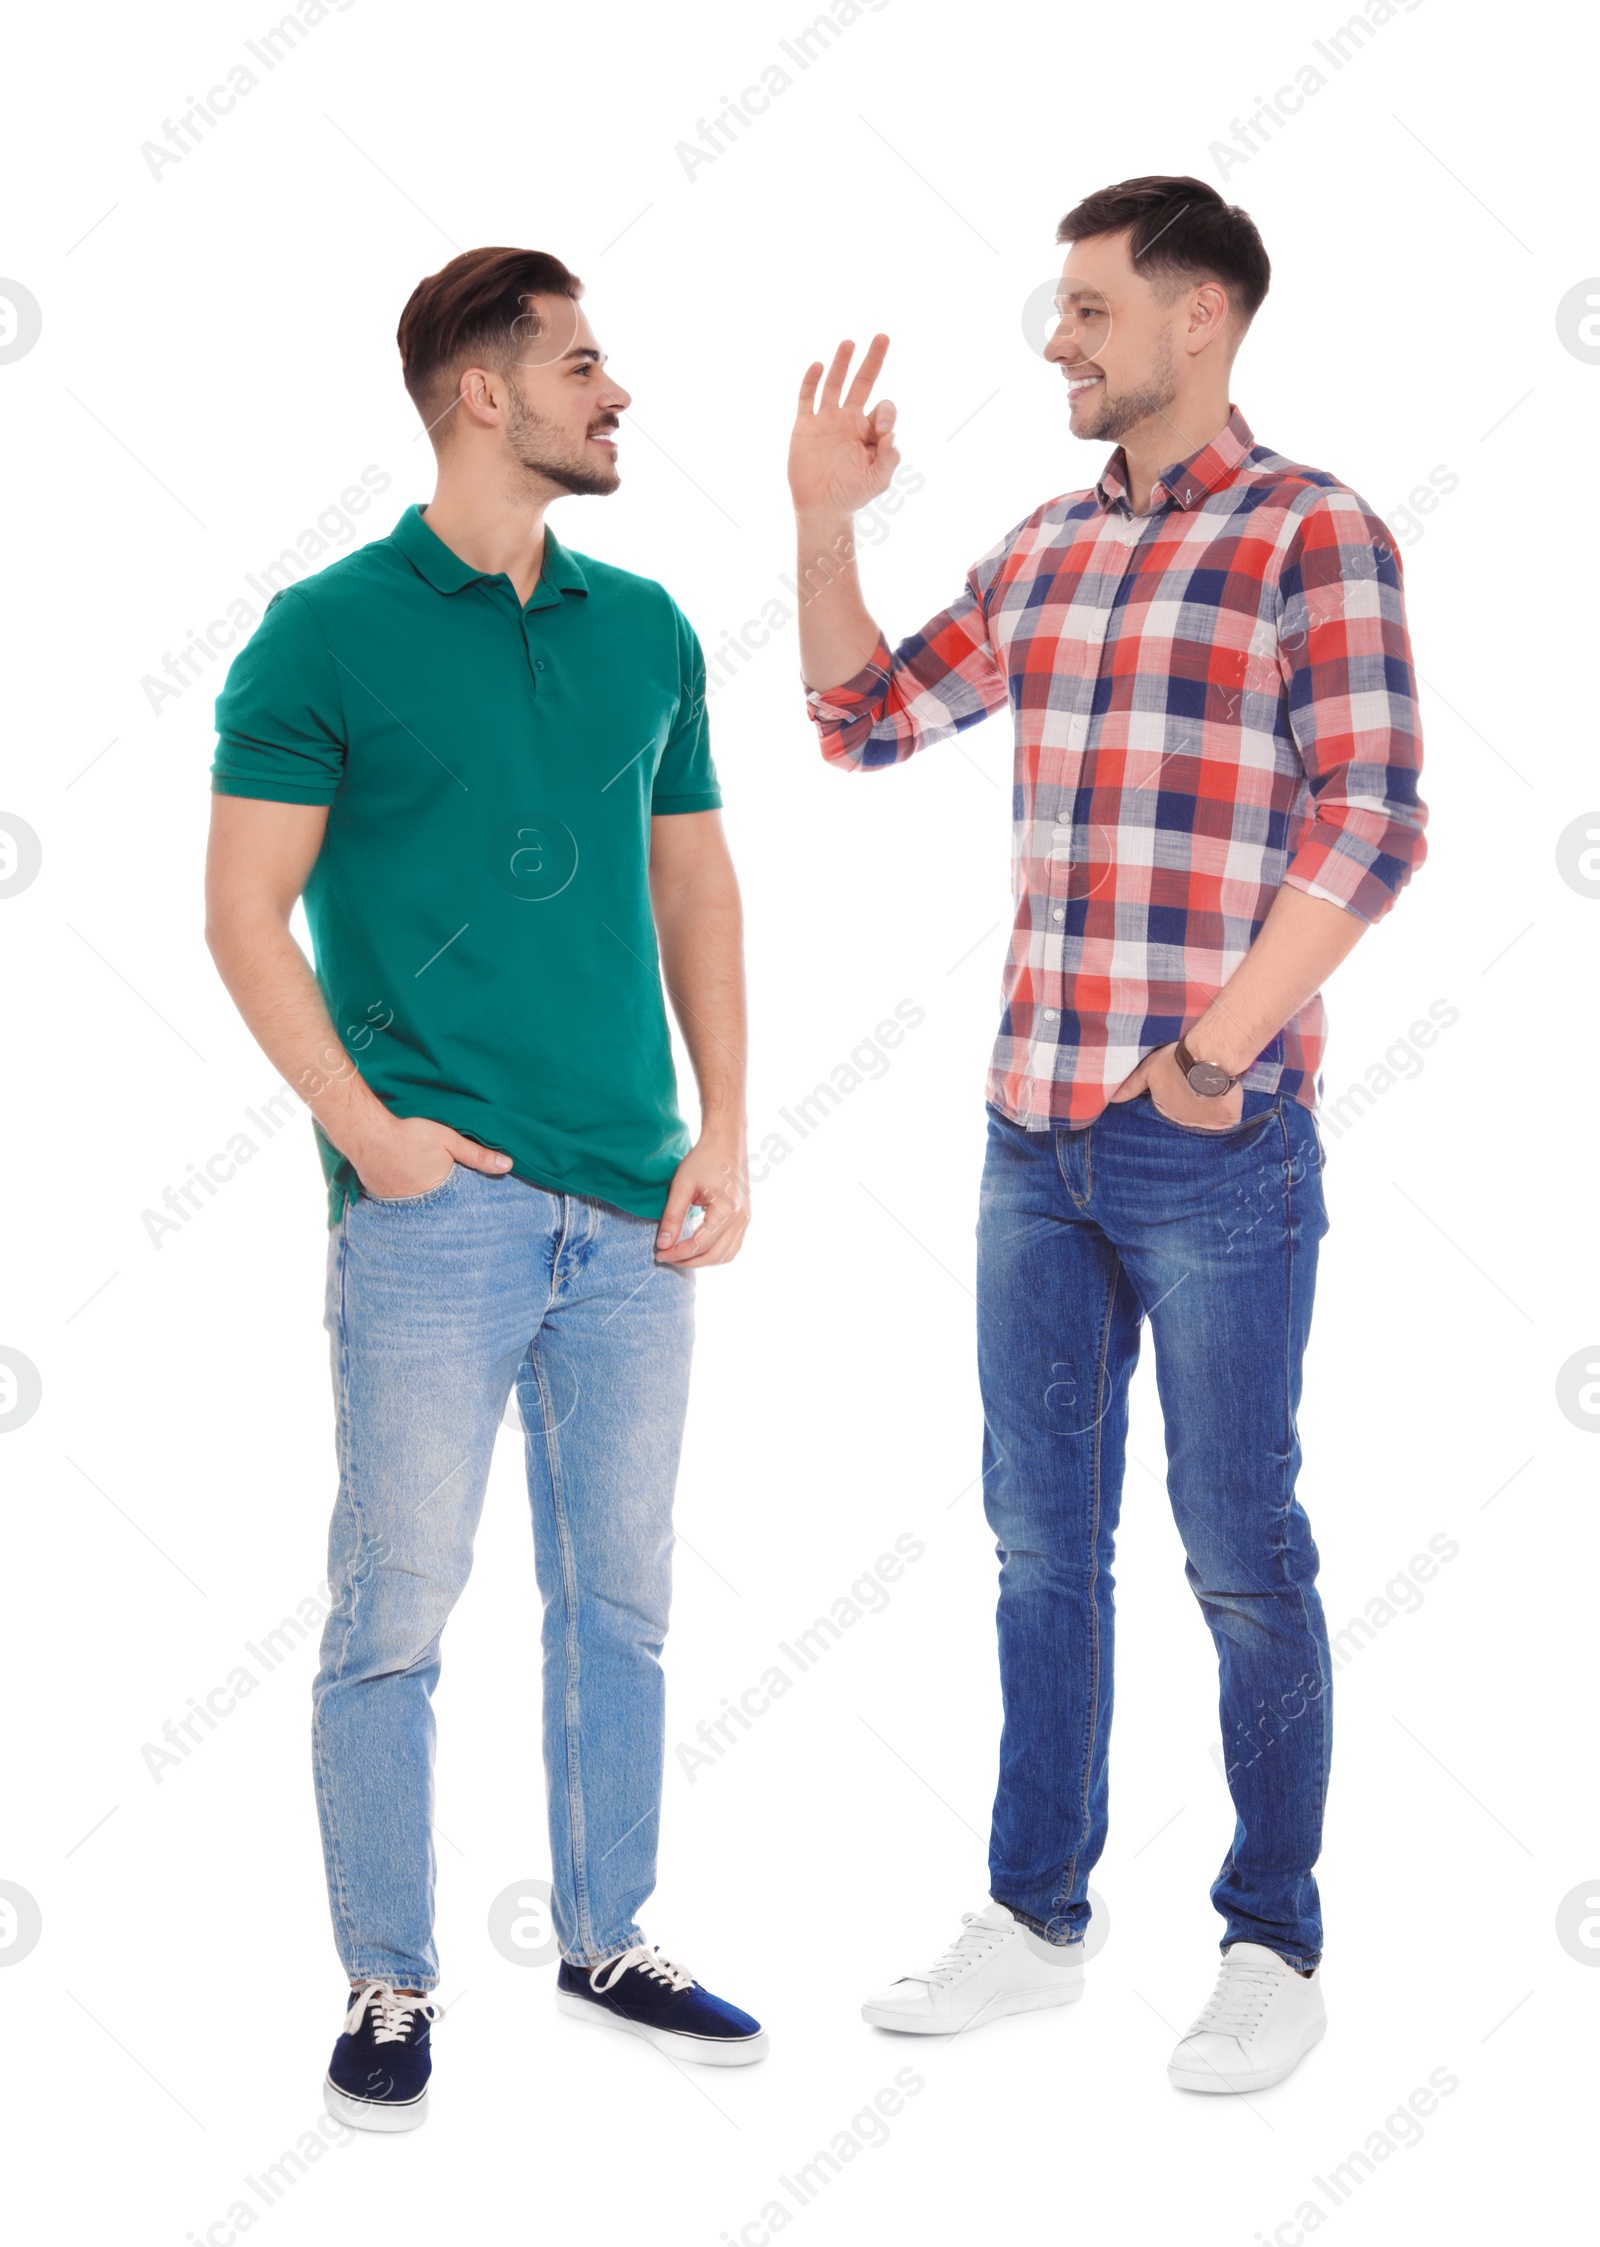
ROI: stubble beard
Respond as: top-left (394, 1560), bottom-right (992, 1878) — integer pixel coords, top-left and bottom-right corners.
top-left (1075, 330), bottom-right (1181, 446)
top-left (503, 371), bottom-right (618, 499)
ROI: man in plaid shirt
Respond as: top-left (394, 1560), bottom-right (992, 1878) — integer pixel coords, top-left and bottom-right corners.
top-left (790, 176), bottom-right (1425, 2092)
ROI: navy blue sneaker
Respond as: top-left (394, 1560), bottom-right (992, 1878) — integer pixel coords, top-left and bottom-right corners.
top-left (324, 1982), bottom-right (443, 2131)
top-left (557, 1944), bottom-right (768, 2065)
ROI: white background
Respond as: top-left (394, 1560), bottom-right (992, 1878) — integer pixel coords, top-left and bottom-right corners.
top-left (2, 1), bottom-right (1595, 2240)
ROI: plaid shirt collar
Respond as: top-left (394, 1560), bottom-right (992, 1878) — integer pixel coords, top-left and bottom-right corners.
top-left (1094, 403), bottom-right (1255, 516)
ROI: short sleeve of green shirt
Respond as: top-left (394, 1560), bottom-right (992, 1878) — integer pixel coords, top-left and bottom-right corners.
top-left (212, 586), bottom-right (347, 805)
top-left (651, 600), bottom-right (720, 815)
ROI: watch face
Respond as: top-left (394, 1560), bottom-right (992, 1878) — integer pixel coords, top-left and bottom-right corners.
top-left (1186, 1059), bottom-right (1235, 1097)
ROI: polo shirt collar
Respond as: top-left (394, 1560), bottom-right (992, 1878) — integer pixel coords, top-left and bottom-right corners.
top-left (1095, 403), bottom-right (1255, 515)
top-left (389, 503), bottom-right (589, 607)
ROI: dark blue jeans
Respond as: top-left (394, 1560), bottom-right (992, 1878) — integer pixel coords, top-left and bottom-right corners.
top-left (977, 1087), bottom-right (1331, 1969)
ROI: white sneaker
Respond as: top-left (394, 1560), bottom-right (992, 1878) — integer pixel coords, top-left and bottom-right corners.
top-left (1167, 1941), bottom-right (1326, 2093)
top-left (861, 1902), bottom-right (1085, 2035)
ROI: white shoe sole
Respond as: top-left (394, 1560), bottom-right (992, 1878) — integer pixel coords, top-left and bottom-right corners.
top-left (861, 1972), bottom-right (1086, 2036)
top-left (555, 1988), bottom-right (769, 2066)
top-left (323, 2075), bottom-right (429, 2132)
top-left (1167, 2014), bottom-right (1327, 2094)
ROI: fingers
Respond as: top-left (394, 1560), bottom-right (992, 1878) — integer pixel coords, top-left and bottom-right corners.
top-left (659, 1203), bottom-right (749, 1266)
top-left (654, 1180), bottom-right (750, 1266)
top-left (801, 337), bottom-right (892, 436)
top-left (868, 401), bottom-right (900, 480)
top-left (842, 332), bottom-right (891, 412)
top-left (816, 338), bottom-right (856, 413)
top-left (676, 1223), bottom-right (747, 1267)
top-left (655, 1178), bottom-right (695, 1257)
top-left (444, 1132), bottom-right (513, 1173)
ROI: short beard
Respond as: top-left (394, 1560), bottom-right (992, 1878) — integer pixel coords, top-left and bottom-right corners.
top-left (1076, 330), bottom-right (1180, 445)
top-left (503, 371), bottom-right (617, 498)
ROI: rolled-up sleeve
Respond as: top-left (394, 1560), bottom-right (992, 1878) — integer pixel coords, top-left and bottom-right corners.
top-left (1276, 490), bottom-right (1428, 922)
top-left (804, 561), bottom-right (1009, 772)
top-left (211, 586), bottom-right (347, 805)
top-left (651, 596), bottom-right (722, 814)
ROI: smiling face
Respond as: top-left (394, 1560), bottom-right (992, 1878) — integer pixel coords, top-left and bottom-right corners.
top-left (1044, 230), bottom-right (1221, 449)
top-left (484, 295), bottom-right (632, 498)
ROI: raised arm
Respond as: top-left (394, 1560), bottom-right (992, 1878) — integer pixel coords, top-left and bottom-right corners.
top-left (788, 335), bottom-right (901, 691)
top-left (789, 335), bottom-right (1010, 771)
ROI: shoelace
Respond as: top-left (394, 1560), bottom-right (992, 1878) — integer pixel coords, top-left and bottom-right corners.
top-left (1185, 1957), bottom-right (1280, 2040)
top-left (344, 1981), bottom-right (444, 2045)
top-left (906, 1912), bottom-right (1011, 1988)
top-left (590, 1944), bottom-right (696, 1996)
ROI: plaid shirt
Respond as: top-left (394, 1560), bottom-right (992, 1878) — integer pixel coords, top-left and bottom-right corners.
top-left (805, 406), bottom-right (1427, 1126)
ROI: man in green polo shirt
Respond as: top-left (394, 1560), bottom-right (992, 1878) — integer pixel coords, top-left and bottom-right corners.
top-left (205, 247), bottom-right (767, 2130)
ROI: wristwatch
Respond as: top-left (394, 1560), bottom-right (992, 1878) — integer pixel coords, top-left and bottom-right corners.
top-left (1173, 1035), bottom-right (1238, 1098)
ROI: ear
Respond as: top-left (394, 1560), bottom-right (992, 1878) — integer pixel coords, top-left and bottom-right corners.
top-left (1186, 282), bottom-right (1231, 355)
top-left (455, 364), bottom-right (508, 430)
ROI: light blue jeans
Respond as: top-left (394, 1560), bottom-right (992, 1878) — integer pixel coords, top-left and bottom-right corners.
top-left (312, 1161), bottom-right (695, 1989)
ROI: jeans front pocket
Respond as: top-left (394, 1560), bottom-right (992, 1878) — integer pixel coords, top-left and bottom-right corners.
top-left (1142, 1088), bottom-right (1281, 1139)
top-left (360, 1161), bottom-right (462, 1208)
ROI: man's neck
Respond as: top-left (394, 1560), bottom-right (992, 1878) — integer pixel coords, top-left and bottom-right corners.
top-left (420, 482), bottom-right (552, 605)
top-left (1118, 398), bottom-right (1233, 516)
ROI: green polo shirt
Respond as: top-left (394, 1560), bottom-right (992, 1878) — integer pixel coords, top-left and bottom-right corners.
top-left (211, 503), bottom-right (721, 1226)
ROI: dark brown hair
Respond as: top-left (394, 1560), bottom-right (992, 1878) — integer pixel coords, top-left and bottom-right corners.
top-left (396, 247), bottom-right (584, 423)
top-left (1056, 176), bottom-right (1270, 324)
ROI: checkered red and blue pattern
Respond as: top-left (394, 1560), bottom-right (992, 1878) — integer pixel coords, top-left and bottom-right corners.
top-left (805, 408), bottom-right (1427, 1126)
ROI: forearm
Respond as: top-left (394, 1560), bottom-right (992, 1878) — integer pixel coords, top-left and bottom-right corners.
top-left (794, 507), bottom-right (884, 691)
top-left (206, 909), bottom-right (392, 1159)
top-left (653, 873), bottom-right (747, 1137)
top-left (1186, 885), bottom-right (1369, 1076)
